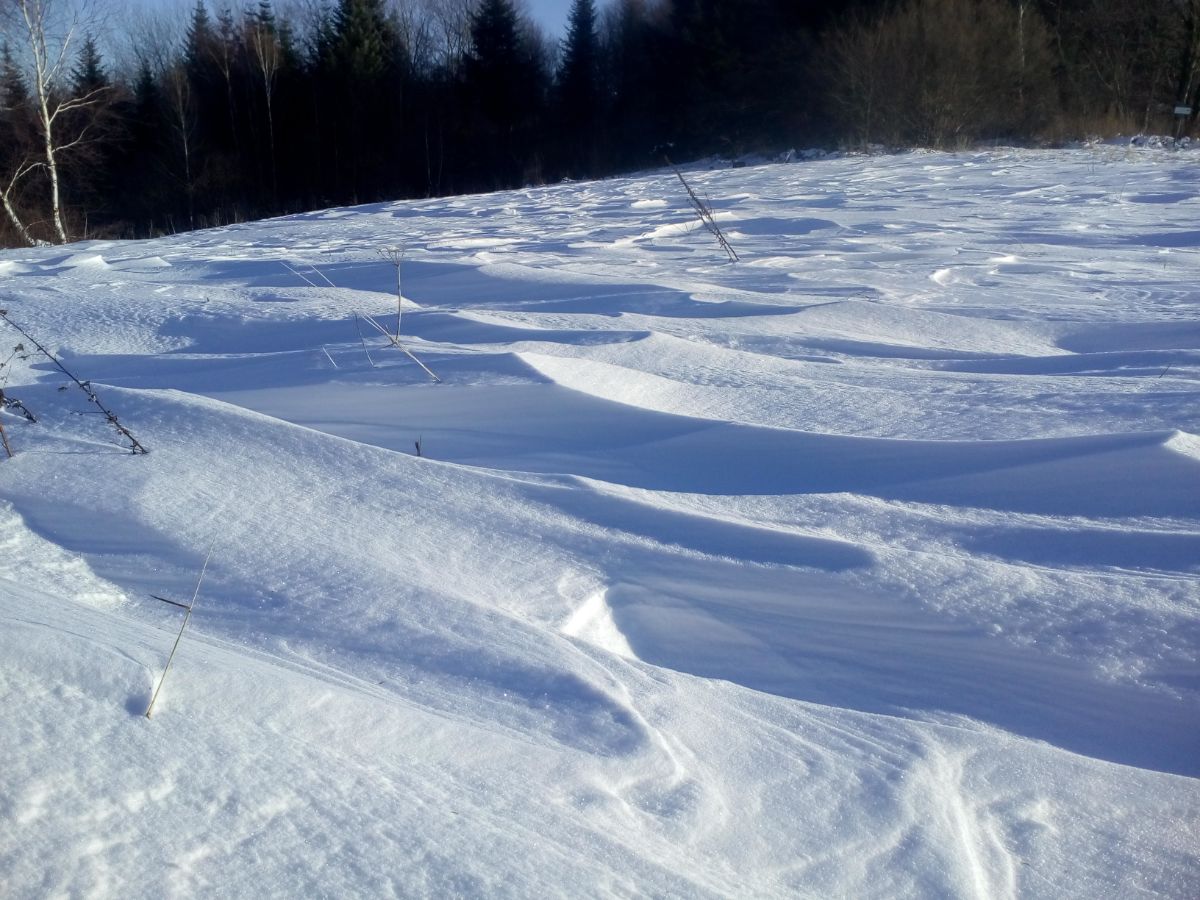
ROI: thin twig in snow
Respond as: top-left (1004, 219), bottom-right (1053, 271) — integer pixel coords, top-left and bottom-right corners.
top-left (281, 261), bottom-right (318, 287)
top-left (665, 158), bottom-right (739, 262)
top-left (0, 310), bottom-right (147, 453)
top-left (353, 314), bottom-right (378, 368)
top-left (281, 261), bottom-right (335, 289)
top-left (307, 263), bottom-right (336, 288)
top-left (379, 246), bottom-right (406, 339)
top-left (360, 312), bottom-right (441, 383)
top-left (144, 540), bottom-right (216, 718)
top-left (0, 388), bottom-right (37, 423)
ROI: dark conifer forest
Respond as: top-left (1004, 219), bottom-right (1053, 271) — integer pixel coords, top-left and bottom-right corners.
top-left (1, 0), bottom-right (1197, 245)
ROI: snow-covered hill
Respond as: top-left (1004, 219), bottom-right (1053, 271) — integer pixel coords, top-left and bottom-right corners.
top-left (1, 149), bottom-right (1197, 898)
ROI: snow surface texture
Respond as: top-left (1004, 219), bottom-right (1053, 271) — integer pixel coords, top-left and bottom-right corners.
top-left (1, 149), bottom-right (1197, 898)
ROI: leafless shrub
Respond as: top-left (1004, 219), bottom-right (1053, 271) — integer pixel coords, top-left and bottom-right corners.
top-left (821, 0), bottom-right (1056, 148)
top-left (379, 246), bottom-right (407, 339)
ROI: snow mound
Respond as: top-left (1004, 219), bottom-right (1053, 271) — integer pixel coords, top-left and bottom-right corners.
top-left (1, 148), bottom-right (1197, 897)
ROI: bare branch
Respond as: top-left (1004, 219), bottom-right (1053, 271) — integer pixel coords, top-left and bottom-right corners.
top-left (0, 310), bottom-right (149, 453)
top-left (2, 0), bottom-right (109, 243)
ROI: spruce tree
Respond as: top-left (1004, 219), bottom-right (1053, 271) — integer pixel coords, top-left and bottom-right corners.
top-left (604, 0), bottom-right (661, 170)
top-left (0, 40), bottom-right (33, 199)
top-left (0, 41), bottom-right (28, 110)
top-left (184, 0), bottom-right (215, 80)
top-left (71, 35), bottom-right (109, 97)
top-left (330, 0), bottom-right (397, 83)
top-left (555, 0), bottom-right (600, 176)
top-left (559, 0), bottom-right (598, 103)
top-left (318, 0), bottom-right (407, 202)
top-left (465, 0), bottom-right (543, 187)
top-left (110, 62), bottom-right (174, 236)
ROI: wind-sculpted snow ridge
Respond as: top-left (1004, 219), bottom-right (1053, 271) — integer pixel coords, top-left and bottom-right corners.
top-left (1, 149), bottom-right (1197, 897)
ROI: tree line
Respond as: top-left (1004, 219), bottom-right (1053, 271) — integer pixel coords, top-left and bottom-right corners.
top-left (1, 0), bottom-right (1197, 246)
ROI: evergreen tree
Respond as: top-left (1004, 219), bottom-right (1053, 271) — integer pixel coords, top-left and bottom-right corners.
top-left (559, 0), bottom-right (599, 110)
top-left (0, 40), bottom-right (37, 246)
top-left (465, 0), bottom-right (544, 187)
top-left (0, 41), bottom-right (28, 109)
top-left (467, 0), bottom-right (523, 99)
top-left (603, 0), bottom-right (663, 169)
top-left (555, 0), bottom-right (601, 176)
top-left (316, 0), bottom-right (407, 202)
top-left (61, 34), bottom-right (116, 231)
top-left (71, 35), bottom-right (109, 97)
top-left (184, 0), bottom-right (215, 79)
top-left (329, 0), bottom-right (397, 82)
top-left (648, 0), bottom-right (830, 156)
top-left (4, 0), bottom-right (1187, 247)
top-left (114, 61), bottom-right (175, 233)
top-left (0, 40), bottom-right (33, 180)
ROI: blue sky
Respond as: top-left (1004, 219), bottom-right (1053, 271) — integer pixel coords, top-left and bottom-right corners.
top-left (524, 0), bottom-right (573, 38)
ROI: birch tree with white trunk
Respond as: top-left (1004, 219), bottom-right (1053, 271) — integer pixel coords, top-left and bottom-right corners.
top-left (0, 0), bottom-right (107, 244)
top-left (247, 9), bottom-right (281, 202)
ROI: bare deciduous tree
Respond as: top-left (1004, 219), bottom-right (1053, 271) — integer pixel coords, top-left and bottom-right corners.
top-left (1173, 0), bottom-right (1200, 134)
top-left (821, 0), bottom-right (1055, 148)
top-left (391, 0), bottom-right (436, 73)
top-left (421, 0), bottom-right (474, 70)
top-left (162, 59), bottom-right (198, 231)
top-left (247, 9), bottom-right (282, 200)
top-left (0, 129), bottom-right (42, 245)
top-left (0, 0), bottom-right (109, 244)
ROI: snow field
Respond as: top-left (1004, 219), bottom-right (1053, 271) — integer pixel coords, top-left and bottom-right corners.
top-left (1, 148), bottom-right (1198, 897)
